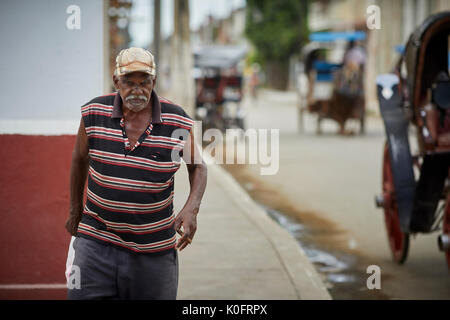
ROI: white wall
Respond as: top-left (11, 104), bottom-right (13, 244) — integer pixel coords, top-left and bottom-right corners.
top-left (0, 0), bottom-right (104, 124)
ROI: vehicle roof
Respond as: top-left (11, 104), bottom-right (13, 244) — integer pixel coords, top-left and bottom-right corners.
top-left (193, 45), bottom-right (248, 69)
top-left (309, 31), bottom-right (366, 42)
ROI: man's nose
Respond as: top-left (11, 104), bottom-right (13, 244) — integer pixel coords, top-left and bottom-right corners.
top-left (130, 85), bottom-right (144, 94)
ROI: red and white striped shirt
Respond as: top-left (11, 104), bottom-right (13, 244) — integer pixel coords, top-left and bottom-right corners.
top-left (77, 91), bottom-right (194, 254)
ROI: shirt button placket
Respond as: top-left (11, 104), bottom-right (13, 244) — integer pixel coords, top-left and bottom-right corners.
top-left (120, 118), bottom-right (128, 156)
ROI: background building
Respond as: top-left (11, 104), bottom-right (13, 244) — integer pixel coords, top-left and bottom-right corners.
top-left (0, 0), bottom-right (108, 132)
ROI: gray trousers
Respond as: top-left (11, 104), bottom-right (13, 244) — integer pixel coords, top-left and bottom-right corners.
top-left (66, 237), bottom-right (178, 300)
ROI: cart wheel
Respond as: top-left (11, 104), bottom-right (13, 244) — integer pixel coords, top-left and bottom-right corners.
top-left (382, 142), bottom-right (410, 264)
top-left (443, 194), bottom-right (450, 270)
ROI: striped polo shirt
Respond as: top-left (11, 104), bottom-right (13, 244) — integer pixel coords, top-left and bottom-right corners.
top-left (76, 90), bottom-right (194, 254)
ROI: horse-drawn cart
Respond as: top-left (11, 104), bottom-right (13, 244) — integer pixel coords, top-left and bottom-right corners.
top-left (375, 12), bottom-right (450, 269)
top-left (297, 31), bottom-right (367, 134)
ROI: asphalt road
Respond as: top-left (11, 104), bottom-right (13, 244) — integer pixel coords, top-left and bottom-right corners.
top-left (223, 89), bottom-right (450, 299)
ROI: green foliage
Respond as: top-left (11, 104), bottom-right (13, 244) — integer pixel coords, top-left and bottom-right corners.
top-left (245, 0), bottom-right (309, 63)
top-left (245, 48), bottom-right (264, 67)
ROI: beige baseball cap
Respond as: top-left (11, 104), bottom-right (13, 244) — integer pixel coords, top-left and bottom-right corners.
top-left (115, 47), bottom-right (156, 77)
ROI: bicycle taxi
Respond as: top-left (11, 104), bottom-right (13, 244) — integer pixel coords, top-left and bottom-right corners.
top-left (193, 45), bottom-right (247, 131)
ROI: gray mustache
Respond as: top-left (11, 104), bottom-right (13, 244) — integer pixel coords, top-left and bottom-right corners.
top-left (125, 95), bottom-right (148, 102)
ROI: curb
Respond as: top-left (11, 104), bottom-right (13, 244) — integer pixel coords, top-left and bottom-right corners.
top-left (207, 162), bottom-right (332, 300)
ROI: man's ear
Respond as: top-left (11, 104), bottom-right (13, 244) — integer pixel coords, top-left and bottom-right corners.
top-left (113, 75), bottom-right (119, 91)
top-left (152, 76), bottom-right (157, 89)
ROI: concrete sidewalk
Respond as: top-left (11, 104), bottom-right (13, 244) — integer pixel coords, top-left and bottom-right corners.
top-left (173, 162), bottom-right (331, 300)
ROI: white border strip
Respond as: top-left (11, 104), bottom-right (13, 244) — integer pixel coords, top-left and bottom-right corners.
top-left (0, 284), bottom-right (67, 290)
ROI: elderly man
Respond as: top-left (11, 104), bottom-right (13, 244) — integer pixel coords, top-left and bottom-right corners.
top-left (65, 47), bottom-right (207, 300)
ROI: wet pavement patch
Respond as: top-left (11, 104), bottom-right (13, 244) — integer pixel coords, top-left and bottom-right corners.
top-left (223, 164), bottom-right (391, 300)
top-left (262, 205), bottom-right (389, 299)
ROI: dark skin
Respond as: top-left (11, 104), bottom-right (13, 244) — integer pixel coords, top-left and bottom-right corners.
top-left (65, 71), bottom-right (207, 251)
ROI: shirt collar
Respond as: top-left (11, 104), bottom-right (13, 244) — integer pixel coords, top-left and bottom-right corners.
top-left (112, 90), bottom-right (162, 124)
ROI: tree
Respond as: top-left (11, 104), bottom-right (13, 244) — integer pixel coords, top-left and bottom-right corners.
top-left (245, 0), bottom-right (309, 90)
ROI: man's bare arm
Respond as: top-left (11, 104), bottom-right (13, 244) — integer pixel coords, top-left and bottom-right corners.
top-left (174, 130), bottom-right (207, 250)
top-left (65, 118), bottom-right (90, 236)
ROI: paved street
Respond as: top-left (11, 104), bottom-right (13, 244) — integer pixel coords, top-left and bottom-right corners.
top-left (226, 89), bottom-right (450, 299)
top-left (173, 160), bottom-right (330, 300)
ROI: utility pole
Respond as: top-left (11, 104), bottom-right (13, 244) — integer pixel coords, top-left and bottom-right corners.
top-left (153, 0), bottom-right (161, 91)
top-left (170, 0), bottom-right (194, 117)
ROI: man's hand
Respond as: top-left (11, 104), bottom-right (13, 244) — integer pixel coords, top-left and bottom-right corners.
top-left (174, 207), bottom-right (198, 251)
top-left (65, 214), bottom-right (81, 236)
top-left (174, 127), bottom-right (207, 251)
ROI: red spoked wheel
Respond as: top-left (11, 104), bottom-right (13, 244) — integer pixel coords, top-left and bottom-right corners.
top-left (443, 194), bottom-right (450, 270)
top-left (382, 142), bottom-right (410, 264)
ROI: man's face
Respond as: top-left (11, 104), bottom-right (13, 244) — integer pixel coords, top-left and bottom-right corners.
top-left (114, 72), bottom-right (156, 113)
